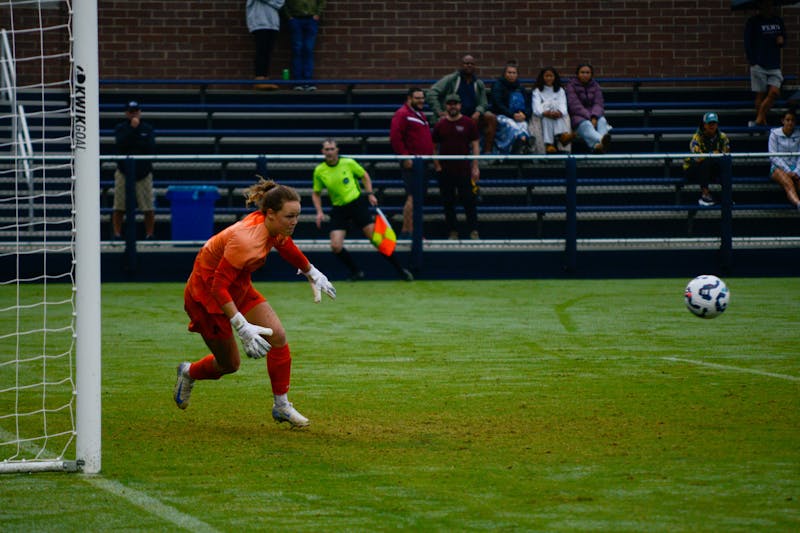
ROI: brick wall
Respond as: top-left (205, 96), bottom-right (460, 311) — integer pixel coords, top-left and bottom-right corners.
top-left (2, 1), bottom-right (799, 83)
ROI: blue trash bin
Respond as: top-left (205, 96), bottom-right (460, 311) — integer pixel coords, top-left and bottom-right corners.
top-left (166, 185), bottom-right (220, 240)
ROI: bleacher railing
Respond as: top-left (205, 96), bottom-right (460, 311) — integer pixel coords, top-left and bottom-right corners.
top-left (96, 152), bottom-right (797, 273)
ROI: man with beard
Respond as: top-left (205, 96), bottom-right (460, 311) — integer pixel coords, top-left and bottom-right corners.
top-left (432, 94), bottom-right (481, 240)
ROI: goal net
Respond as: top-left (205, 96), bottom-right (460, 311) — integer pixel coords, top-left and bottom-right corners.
top-left (0, 0), bottom-right (100, 474)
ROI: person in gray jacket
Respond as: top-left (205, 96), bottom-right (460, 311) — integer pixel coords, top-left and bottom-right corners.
top-left (246, 0), bottom-right (286, 90)
top-left (428, 54), bottom-right (497, 154)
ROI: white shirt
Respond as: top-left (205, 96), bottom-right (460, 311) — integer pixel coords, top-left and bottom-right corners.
top-left (531, 86), bottom-right (567, 118)
top-left (768, 126), bottom-right (800, 173)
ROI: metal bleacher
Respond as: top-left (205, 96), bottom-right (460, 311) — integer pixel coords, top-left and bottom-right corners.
top-left (2, 77), bottom-right (796, 252)
top-left (93, 76), bottom-right (799, 246)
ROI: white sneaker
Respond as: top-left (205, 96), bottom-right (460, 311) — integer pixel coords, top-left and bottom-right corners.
top-left (173, 362), bottom-right (194, 410)
top-left (271, 402), bottom-right (309, 428)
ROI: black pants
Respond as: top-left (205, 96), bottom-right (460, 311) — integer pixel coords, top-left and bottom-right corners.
top-left (438, 170), bottom-right (477, 232)
top-left (252, 29), bottom-right (278, 77)
top-left (684, 158), bottom-right (720, 189)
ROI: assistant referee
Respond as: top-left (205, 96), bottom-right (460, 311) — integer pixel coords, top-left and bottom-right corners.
top-left (312, 138), bottom-right (413, 281)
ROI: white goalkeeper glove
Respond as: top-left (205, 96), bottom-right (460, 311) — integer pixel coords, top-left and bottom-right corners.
top-left (230, 312), bottom-right (273, 359)
top-left (299, 264), bottom-right (336, 303)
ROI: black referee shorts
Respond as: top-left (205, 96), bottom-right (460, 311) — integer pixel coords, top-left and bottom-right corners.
top-left (328, 195), bottom-right (372, 231)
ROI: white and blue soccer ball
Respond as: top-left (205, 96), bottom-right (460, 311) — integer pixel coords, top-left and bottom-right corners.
top-left (684, 275), bottom-right (729, 318)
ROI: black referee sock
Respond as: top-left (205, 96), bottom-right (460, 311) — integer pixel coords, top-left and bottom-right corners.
top-left (384, 253), bottom-right (406, 274)
top-left (334, 248), bottom-right (360, 275)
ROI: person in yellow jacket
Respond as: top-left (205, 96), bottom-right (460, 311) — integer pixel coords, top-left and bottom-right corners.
top-left (682, 112), bottom-right (731, 206)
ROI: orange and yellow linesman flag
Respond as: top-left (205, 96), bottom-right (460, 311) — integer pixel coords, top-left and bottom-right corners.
top-left (370, 207), bottom-right (396, 256)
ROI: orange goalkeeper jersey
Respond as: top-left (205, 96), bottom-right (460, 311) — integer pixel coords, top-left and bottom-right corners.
top-left (186, 211), bottom-right (310, 313)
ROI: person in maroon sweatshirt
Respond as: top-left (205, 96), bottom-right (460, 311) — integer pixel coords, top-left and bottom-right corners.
top-left (390, 87), bottom-right (434, 236)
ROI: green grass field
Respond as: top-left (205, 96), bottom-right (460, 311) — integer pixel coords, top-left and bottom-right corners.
top-left (1, 278), bottom-right (799, 531)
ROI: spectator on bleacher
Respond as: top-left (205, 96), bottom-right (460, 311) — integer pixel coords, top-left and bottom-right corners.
top-left (432, 94), bottom-right (481, 240)
top-left (427, 54), bottom-right (497, 155)
top-left (113, 100), bottom-right (155, 240)
top-left (312, 139), bottom-right (414, 281)
top-left (173, 177), bottom-right (336, 429)
top-left (390, 88), bottom-right (435, 237)
top-left (744, 0), bottom-right (786, 127)
top-left (682, 112), bottom-right (731, 206)
top-left (565, 63), bottom-right (611, 153)
top-left (246, 0), bottom-right (285, 91)
top-left (282, 0), bottom-right (324, 91)
top-left (768, 108), bottom-right (800, 209)
top-left (490, 61), bottom-right (533, 155)
top-left (530, 67), bottom-right (573, 154)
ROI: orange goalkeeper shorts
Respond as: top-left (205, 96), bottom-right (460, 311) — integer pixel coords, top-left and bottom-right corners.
top-left (184, 284), bottom-right (266, 339)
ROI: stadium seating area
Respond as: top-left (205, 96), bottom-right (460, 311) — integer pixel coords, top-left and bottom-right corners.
top-left (1, 77), bottom-right (797, 250)
top-left (90, 78), bottom-right (798, 244)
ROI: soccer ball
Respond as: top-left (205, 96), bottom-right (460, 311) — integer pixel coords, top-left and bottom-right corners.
top-left (684, 275), bottom-right (729, 318)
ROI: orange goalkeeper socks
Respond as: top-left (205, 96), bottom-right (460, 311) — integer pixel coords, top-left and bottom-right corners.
top-left (267, 344), bottom-right (291, 395)
top-left (189, 354), bottom-right (223, 380)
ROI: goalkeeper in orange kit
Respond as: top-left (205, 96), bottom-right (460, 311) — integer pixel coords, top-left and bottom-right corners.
top-left (173, 178), bottom-right (336, 427)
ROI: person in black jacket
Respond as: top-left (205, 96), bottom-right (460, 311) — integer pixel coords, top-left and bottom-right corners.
top-left (113, 100), bottom-right (156, 239)
top-left (490, 61), bottom-right (533, 155)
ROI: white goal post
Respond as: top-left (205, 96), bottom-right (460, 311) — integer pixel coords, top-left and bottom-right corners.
top-left (0, 0), bottom-right (100, 474)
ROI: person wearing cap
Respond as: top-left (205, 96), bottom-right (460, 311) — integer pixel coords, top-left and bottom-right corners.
top-left (682, 112), bottom-right (731, 206)
top-left (427, 54), bottom-right (497, 154)
top-left (432, 93), bottom-right (481, 240)
top-left (768, 108), bottom-right (800, 209)
top-left (113, 100), bottom-right (156, 240)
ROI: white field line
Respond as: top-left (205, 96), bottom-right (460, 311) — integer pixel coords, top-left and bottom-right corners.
top-left (83, 477), bottom-right (221, 533)
top-left (0, 428), bottom-right (219, 533)
top-left (663, 357), bottom-right (800, 382)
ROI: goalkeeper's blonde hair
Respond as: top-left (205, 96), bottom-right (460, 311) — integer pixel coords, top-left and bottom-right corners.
top-left (245, 175), bottom-right (301, 213)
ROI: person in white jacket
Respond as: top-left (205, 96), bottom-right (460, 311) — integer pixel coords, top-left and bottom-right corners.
top-left (530, 67), bottom-right (573, 154)
top-left (768, 108), bottom-right (800, 209)
top-left (246, 0), bottom-right (286, 90)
